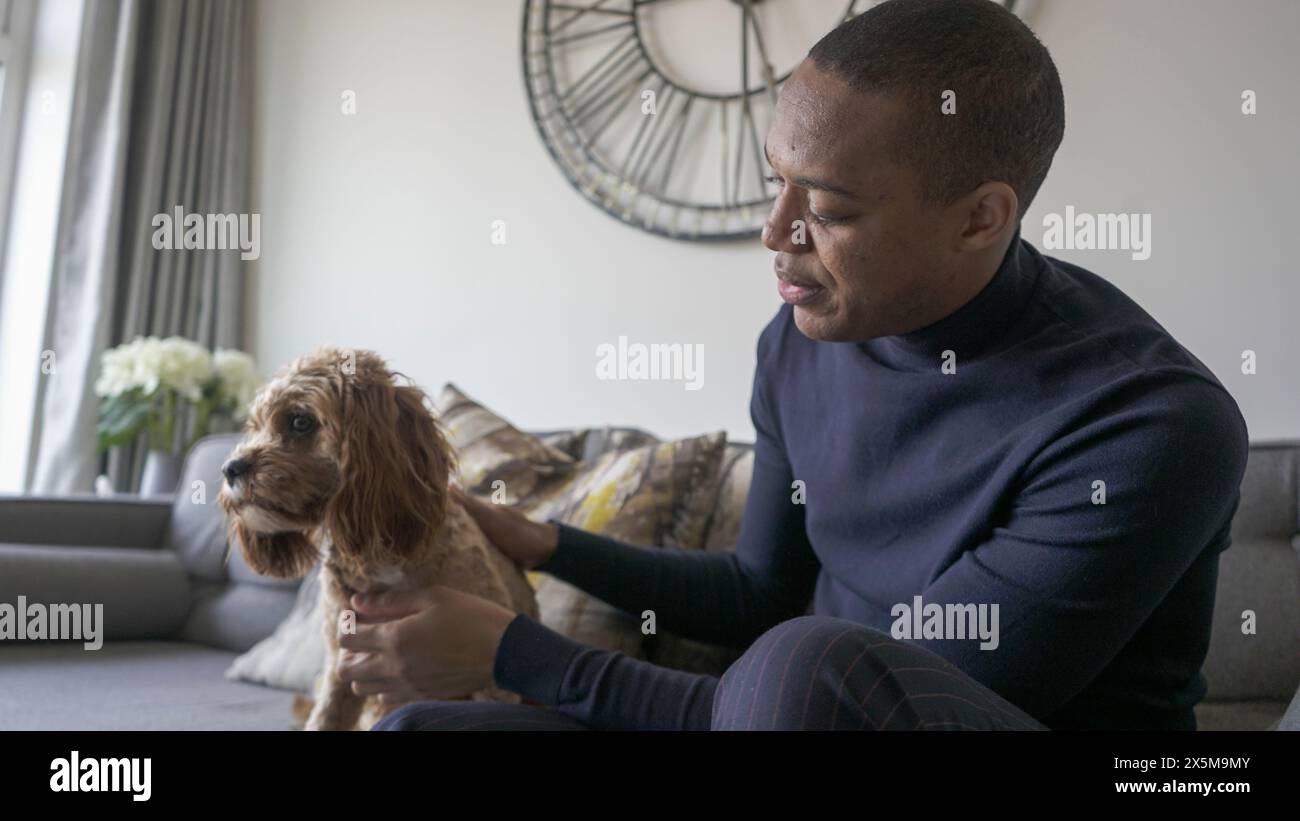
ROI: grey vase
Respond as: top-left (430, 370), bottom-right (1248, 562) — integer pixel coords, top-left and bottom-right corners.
top-left (139, 450), bottom-right (183, 496)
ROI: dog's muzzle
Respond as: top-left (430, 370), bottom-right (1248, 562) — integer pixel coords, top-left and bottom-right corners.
top-left (222, 457), bottom-right (252, 484)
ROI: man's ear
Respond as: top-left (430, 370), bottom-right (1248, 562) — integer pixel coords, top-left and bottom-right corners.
top-left (956, 181), bottom-right (1018, 251)
top-left (229, 519), bottom-right (318, 578)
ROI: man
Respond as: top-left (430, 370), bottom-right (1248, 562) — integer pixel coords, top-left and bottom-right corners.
top-left (342, 0), bottom-right (1248, 731)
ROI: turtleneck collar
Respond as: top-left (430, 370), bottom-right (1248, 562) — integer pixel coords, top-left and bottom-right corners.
top-left (855, 228), bottom-right (1044, 371)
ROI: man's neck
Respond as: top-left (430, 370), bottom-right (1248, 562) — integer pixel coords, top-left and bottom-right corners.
top-left (928, 233), bottom-right (1017, 332)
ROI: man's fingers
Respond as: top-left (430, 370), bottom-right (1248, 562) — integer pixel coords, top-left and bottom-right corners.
top-left (336, 648), bottom-right (400, 683)
top-left (351, 588), bottom-right (434, 619)
top-left (376, 689), bottom-right (424, 710)
top-left (456, 487), bottom-right (492, 516)
top-left (348, 677), bottom-right (406, 697)
top-left (338, 622), bottom-right (385, 652)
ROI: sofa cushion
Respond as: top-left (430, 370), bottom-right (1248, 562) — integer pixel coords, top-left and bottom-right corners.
top-left (179, 580), bottom-right (300, 653)
top-left (0, 496), bottom-right (171, 547)
top-left (1278, 682), bottom-right (1300, 730)
top-left (0, 641), bottom-right (297, 730)
top-left (0, 543), bottom-right (190, 640)
top-left (1202, 537), bottom-right (1300, 701)
top-left (163, 434), bottom-right (241, 582)
top-left (1229, 443), bottom-right (1298, 540)
top-left (1214, 442), bottom-right (1300, 709)
top-left (224, 564), bottom-right (325, 692)
top-left (1192, 699), bottom-right (1290, 731)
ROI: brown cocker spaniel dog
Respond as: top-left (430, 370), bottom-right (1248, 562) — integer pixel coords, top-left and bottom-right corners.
top-left (217, 347), bottom-right (537, 730)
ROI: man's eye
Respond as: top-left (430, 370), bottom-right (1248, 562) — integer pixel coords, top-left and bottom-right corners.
top-left (764, 174), bottom-right (785, 187)
top-left (289, 413), bottom-right (316, 434)
top-left (811, 212), bottom-right (846, 225)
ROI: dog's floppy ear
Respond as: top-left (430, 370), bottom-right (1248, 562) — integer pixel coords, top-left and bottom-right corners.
top-left (324, 378), bottom-right (452, 561)
top-left (229, 519), bottom-right (318, 578)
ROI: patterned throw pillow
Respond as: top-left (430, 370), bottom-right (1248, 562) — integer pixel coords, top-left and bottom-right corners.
top-left (438, 391), bottom-right (731, 659)
top-left (640, 444), bottom-right (756, 676)
top-left (519, 431), bottom-right (728, 657)
top-left (433, 383), bottom-right (574, 505)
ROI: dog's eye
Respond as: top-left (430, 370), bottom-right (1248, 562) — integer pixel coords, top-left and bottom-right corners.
top-left (288, 413), bottom-right (317, 435)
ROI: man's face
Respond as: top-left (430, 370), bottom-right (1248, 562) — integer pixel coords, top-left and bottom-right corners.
top-left (762, 61), bottom-right (956, 342)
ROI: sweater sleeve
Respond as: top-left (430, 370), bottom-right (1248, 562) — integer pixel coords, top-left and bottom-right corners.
top-left (492, 612), bottom-right (718, 730)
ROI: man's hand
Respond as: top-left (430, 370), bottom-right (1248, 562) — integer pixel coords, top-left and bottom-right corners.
top-left (336, 586), bottom-right (518, 703)
top-left (452, 485), bottom-right (559, 569)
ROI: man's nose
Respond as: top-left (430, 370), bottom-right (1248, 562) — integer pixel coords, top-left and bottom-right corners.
top-left (222, 458), bottom-right (252, 483)
top-left (762, 189), bottom-right (811, 254)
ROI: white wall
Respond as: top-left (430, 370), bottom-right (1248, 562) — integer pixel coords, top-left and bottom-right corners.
top-left (1025, 0), bottom-right (1299, 442)
top-left (252, 0), bottom-right (1300, 444)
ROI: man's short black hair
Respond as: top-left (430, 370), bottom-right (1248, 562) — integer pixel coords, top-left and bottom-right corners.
top-left (809, 0), bottom-right (1065, 219)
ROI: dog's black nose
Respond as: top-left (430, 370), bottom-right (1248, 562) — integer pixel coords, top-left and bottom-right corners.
top-left (222, 458), bottom-right (252, 483)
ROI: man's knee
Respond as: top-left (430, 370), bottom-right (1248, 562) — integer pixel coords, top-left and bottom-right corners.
top-left (713, 616), bottom-right (892, 730)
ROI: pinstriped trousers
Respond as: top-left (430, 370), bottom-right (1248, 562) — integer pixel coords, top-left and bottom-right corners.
top-left (372, 615), bottom-right (1048, 731)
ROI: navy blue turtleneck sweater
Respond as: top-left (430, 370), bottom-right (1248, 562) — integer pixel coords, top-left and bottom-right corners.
top-left (492, 234), bottom-right (1249, 731)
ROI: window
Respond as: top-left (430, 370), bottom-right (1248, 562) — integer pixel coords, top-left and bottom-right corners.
top-left (0, 0), bottom-right (36, 273)
top-left (0, 0), bottom-right (75, 492)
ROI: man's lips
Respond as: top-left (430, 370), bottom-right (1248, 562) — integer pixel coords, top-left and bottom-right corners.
top-left (776, 275), bottom-right (826, 306)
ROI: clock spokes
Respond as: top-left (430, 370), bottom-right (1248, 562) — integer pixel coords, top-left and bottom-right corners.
top-left (524, 0), bottom-right (873, 240)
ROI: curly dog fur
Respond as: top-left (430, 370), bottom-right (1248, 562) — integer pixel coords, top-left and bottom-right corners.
top-left (217, 347), bottom-right (537, 730)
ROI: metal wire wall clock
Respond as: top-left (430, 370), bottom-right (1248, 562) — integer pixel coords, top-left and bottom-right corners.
top-left (522, 0), bottom-right (876, 242)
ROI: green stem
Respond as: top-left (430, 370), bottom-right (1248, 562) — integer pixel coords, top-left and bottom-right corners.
top-left (188, 399), bottom-right (212, 450)
top-left (162, 389), bottom-right (175, 454)
top-left (146, 393), bottom-right (161, 451)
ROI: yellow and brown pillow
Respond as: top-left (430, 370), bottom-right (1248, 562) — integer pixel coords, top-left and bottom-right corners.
top-left (520, 431), bottom-right (728, 656)
top-left (433, 383), bottom-right (730, 659)
top-left (641, 443), bottom-right (755, 675)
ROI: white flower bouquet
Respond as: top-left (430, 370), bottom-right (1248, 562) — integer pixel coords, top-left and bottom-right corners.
top-left (95, 336), bottom-right (260, 454)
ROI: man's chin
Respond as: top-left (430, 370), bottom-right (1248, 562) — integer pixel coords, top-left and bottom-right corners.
top-left (792, 304), bottom-right (850, 342)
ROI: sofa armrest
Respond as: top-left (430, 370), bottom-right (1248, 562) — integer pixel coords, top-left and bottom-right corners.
top-left (0, 543), bottom-right (191, 640)
top-left (0, 494), bottom-right (171, 548)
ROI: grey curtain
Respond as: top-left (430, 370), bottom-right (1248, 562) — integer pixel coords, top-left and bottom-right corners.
top-left (28, 0), bottom-right (250, 494)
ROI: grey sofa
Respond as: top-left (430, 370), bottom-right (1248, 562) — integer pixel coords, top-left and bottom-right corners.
top-left (0, 435), bottom-right (301, 729)
top-left (1, 433), bottom-right (1298, 730)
